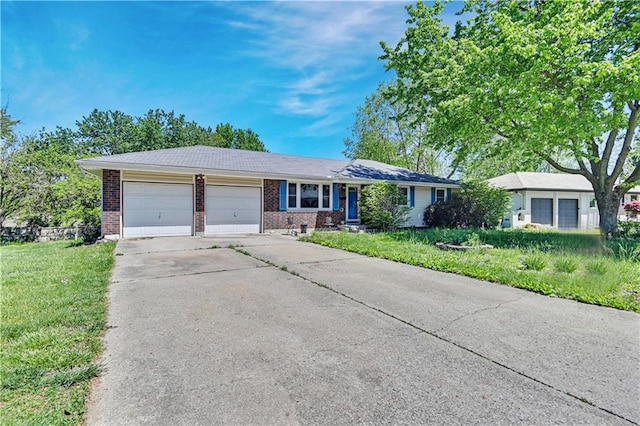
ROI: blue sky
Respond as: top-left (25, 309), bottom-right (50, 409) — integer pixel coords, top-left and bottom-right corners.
top-left (2, 1), bottom-right (461, 159)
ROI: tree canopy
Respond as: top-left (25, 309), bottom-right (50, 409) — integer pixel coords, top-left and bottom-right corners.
top-left (381, 0), bottom-right (639, 234)
top-left (343, 82), bottom-right (451, 177)
top-left (0, 108), bottom-right (268, 227)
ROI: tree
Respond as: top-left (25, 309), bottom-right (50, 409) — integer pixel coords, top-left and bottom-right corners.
top-left (344, 82), bottom-right (450, 176)
top-left (381, 0), bottom-right (640, 235)
top-left (0, 107), bottom-right (23, 226)
top-left (359, 181), bottom-right (411, 230)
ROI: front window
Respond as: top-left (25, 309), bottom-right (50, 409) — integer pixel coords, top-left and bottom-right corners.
top-left (301, 184), bottom-right (319, 208)
top-left (436, 189), bottom-right (446, 202)
top-left (322, 185), bottom-right (330, 208)
top-left (399, 187), bottom-right (409, 206)
top-left (287, 182), bottom-right (332, 209)
top-left (288, 183), bottom-right (297, 208)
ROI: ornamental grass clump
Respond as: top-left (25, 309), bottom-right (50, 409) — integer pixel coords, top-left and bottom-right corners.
top-left (521, 253), bottom-right (546, 271)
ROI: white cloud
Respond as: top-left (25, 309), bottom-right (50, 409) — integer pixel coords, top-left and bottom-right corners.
top-left (223, 2), bottom-right (409, 118)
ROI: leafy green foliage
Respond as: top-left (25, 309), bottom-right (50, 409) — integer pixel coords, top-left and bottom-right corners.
top-left (616, 220), bottom-right (640, 239)
top-left (1, 107), bottom-right (267, 227)
top-left (0, 240), bottom-right (115, 424)
top-left (381, 0), bottom-right (640, 234)
top-left (302, 230), bottom-right (640, 312)
top-left (343, 82), bottom-right (450, 176)
top-left (77, 109), bottom-right (268, 156)
top-left (359, 181), bottom-right (411, 230)
top-left (424, 180), bottom-right (510, 228)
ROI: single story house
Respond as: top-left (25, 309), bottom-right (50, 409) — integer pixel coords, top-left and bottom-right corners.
top-left (77, 145), bottom-right (459, 239)
top-left (488, 172), bottom-right (640, 229)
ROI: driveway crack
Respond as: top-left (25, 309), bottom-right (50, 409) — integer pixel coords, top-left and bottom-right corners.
top-left (231, 246), bottom-right (637, 426)
top-left (432, 297), bottom-right (524, 335)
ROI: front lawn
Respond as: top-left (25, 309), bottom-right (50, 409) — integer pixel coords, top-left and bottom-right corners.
top-left (0, 240), bottom-right (115, 425)
top-left (302, 229), bottom-right (640, 312)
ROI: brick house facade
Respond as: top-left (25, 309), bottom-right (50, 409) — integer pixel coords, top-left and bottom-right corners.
top-left (102, 169), bottom-right (121, 237)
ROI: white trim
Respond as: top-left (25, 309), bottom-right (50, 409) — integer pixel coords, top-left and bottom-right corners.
top-left (286, 181), bottom-right (333, 211)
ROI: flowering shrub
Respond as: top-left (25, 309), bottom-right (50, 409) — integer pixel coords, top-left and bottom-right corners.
top-left (623, 200), bottom-right (640, 219)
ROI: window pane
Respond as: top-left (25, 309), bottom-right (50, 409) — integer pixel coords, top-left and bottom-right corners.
top-left (301, 184), bottom-right (319, 208)
top-left (288, 183), bottom-right (297, 208)
top-left (436, 189), bottom-right (445, 202)
top-left (322, 185), bottom-right (330, 208)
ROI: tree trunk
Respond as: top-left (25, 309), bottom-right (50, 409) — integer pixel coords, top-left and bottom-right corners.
top-left (595, 188), bottom-right (622, 237)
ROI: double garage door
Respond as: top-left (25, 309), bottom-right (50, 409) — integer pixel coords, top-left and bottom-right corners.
top-left (122, 182), bottom-right (261, 238)
top-left (531, 198), bottom-right (578, 228)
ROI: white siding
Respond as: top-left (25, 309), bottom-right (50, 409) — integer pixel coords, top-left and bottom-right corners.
top-left (406, 187), bottom-right (430, 227)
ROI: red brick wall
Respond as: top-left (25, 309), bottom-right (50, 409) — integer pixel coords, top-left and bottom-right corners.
top-left (195, 175), bottom-right (205, 234)
top-left (264, 179), bottom-right (280, 212)
top-left (262, 182), bottom-right (346, 231)
top-left (102, 169), bottom-right (121, 237)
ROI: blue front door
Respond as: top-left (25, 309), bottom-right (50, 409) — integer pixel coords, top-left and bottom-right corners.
top-left (347, 187), bottom-right (358, 221)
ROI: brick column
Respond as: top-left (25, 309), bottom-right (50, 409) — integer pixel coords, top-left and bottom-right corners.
top-left (195, 175), bottom-right (205, 235)
top-left (102, 169), bottom-right (121, 238)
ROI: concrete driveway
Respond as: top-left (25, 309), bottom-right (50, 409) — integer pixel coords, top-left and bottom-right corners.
top-left (87, 234), bottom-right (639, 425)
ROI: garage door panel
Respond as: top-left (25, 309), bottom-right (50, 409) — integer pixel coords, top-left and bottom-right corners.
top-left (558, 199), bottom-right (578, 229)
top-left (206, 186), bottom-right (261, 234)
top-left (531, 198), bottom-right (553, 225)
top-left (123, 182), bottom-right (193, 238)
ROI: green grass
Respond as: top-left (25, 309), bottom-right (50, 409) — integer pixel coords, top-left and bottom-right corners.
top-left (1, 240), bottom-right (115, 425)
top-left (301, 230), bottom-right (640, 312)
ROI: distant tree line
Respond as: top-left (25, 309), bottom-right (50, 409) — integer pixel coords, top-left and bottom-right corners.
top-left (0, 107), bottom-right (267, 228)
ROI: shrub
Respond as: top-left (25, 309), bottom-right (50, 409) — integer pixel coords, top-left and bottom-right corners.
top-left (623, 200), bottom-right (640, 219)
top-left (359, 181), bottom-right (411, 231)
top-left (615, 220), bottom-right (640, 239)
top-left (424, 180), bottom-right (510, 229)
top-left (554, 258), bottom-right (578, 273)
top-left (522, 253), bottom-right (546, 271)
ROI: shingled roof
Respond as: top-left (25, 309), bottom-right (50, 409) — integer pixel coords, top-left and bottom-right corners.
top-left (488, 172), bottom-right (640, 193)
top-left (77, 145), bottom-right (458, 185)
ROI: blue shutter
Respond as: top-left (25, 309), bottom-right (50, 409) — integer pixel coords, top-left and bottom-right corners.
top-left (409, 186), bottom-right (415, 207)
top-left (446, 188), bottom-right (452, 200)
top-left (279, 180), bottom-right (287, 211)
top-left (332, 183), bottom-right (340, 211)
top-left (431, 187), bottom-right (436, 204)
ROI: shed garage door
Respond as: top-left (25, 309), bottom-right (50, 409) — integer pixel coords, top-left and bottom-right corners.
top-left (123, 182), bottom-right (193, 238)
top-left (206, 186), bottom-right (261, 234)
top-left (531, 198), bottom-right (553, 225)
top-left (558, 198), bottom-right (579, 229)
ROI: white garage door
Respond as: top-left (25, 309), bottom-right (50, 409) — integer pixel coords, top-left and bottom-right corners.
top-left (206, 185), bottom-right (261, 234)
top-left (123, 182), bottom-right (193, 238)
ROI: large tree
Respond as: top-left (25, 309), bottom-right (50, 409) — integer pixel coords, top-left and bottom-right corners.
top-left (344, 82), bottom-right (450, 176)
top-left (381, 0), bottom-right (639, 234)
top-left (2, 108), bottom-right (268, 227)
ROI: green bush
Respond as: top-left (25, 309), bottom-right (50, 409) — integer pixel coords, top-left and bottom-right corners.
top-left (424, 180), bottom-right (510, 228)
top-left (359, 181), bottom-right (411, 231)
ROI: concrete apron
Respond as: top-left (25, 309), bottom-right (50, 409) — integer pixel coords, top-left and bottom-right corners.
top-left (88, 235), bottom-right (639, 425)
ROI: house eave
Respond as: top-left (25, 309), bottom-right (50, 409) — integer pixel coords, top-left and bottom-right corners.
top-left (75, 160), bottom-right (460, 187)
